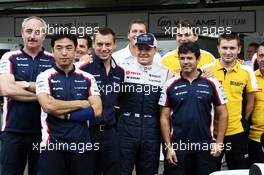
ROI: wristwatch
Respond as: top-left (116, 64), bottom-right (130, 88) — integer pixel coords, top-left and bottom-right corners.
top-left (64, 113), bottom-right (71, 120)
top-left (24, 81), bottom-right (30, 90)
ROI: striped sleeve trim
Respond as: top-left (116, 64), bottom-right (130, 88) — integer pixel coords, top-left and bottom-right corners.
top-left (240, 64), bottom-right (259, 90)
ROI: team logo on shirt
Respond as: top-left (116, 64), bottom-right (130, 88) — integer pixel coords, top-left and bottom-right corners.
top-left (149, 74), bottom-right (161, 78)
top-left (126, 71), bottom-right (141, 75)
top-left (230, 81), bottom-right (244, 86)
top-left (174, 84), bottom-right (186, 90)
top-left (74, 80), bottom-right (86, 83)
top-left (16, 57), bottom-right (28, 61)
top-left (39, 64), bottom-right (53, 68)
top-left (40, 58), bottom-right (50, 62)
top-left (50, 79), bottom-right (61, 83)
top-left (53, 87), bottom-right (63, 91)
top-left (17, 63), bottom-right (29, 67)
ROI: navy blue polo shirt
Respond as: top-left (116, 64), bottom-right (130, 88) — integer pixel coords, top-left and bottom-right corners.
top-left (36, 65), bottom-right (100, 150)
top-left (0, 48), bottom-right (55, 133)
top-left (77, 53), bottom-right (125, 126)
top-left (159, 70), bottom-right (227, 154)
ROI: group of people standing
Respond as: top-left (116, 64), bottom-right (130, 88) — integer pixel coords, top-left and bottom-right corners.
top-left (0, 15), bottom-right (263, 175)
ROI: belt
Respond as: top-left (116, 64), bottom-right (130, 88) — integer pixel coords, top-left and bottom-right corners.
top-left (91, 124), bottom-right (113, 132)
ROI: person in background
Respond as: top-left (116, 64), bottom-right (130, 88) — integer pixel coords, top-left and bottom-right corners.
top-left (75, 34), bottom-right (93, 62)
top-left (0, 16), bottom-right (55, 175)
top-left (161, 19), bottom-right (215, 75)
top-left (112, 19), bottom-right (162, 65)
top-left (244, 42), bottom-right (259, 68)
top-left (248, 42), bottom-right (264, 165)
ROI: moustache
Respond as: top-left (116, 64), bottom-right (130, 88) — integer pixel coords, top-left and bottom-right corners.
top-left (28, 39), bottom-right (38, 42)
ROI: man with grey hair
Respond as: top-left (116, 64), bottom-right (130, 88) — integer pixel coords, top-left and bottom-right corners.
top-left (0, 16), bottom-right (55, 175)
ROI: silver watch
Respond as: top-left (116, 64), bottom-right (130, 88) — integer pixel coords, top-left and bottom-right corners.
top-left (24, 81), bottom-right (30, 89)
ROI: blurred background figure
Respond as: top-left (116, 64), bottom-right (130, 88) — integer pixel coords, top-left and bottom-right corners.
top-left (245, 42), bottom-right (259, 68)
top-left (75, 35), bottom-right (93, 62)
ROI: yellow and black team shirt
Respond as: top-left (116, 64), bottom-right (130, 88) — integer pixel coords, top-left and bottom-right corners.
top-left (249, 70), bottom-right (264, 143)
top-left (202, 59), bottom-right (258, 136)
top-left (161, 48), bottom-right (215, 75)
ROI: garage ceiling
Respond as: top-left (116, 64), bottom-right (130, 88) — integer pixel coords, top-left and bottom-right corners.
top-left (0, 0), bottom-right (263, 13)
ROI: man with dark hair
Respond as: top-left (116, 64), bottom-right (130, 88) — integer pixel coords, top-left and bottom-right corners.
top-left (75, 35), bottom-right (93, 62)
top-left (36, 34), bottom-right (102, 175)
top-left (0, 16), bottom-right (55, 175)
top-left (245, 42), bottom-right (259, 67)
top-left (77, 28), bottom-right (124, 175)
top-left (112, 19), bottom-right (162, 65)
top-left (248, 42), bottom-right (264, 165)
top-left (160, 42), bottom-right (228, 175)
top-left (250, 43), bottom-right (261, 71)
top-left (202, 33), bottom-right (259, 170)
top-left (161, 20), bottom-right (215, 75)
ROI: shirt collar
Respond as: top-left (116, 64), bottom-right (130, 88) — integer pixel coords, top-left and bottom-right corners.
top-left (92, 53), bottom-right (117, 70)
top-left (20, 46), bottom-right (45, 58)
top-left (180, 69), bottom-right (203, 81)
top-left (255, 69), bottom-right (264, 78)
top-left (135, 60), bottom-right (153, 72)
top-left (124, 45), bottom-right (133, 59)
top-left (54, 64), bottom-right (75, 75)
top-left (216, 59), bottom-right (240, 72)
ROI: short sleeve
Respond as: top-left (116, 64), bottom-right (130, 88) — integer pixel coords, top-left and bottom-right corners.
top-left (209, 77), bottom-right (228, 106)
top-left (88, 76), bottom-right (100, 96)
top-left (244, 66), bottom-right (258, 93)
top-left (36, 72), bottom-right (50, 95)
top-left (0, 53), bottom-right (12, 74)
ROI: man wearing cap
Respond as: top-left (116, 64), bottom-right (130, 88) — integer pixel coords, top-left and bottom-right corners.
top-left (118, 33), bottom-right (172, 175)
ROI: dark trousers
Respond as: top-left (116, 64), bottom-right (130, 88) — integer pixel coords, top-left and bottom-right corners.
top-left (38, 150), bottom-right (94, 175)
top-left (167, 151), bottom-right (217, 175)
top-left (119, 135), bottom-right (160, 175)
top-left (215, 132), bottom-right (249, 170)
top-left (1, 132), bottom-right (41, 175)
top-left (248, 139), bottom-right (264, 166)
top-left (90, 126), bottom-right (120, 175)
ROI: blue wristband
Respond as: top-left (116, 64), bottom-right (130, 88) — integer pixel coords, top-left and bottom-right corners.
top-left (70, 106), bottom-right (95, 121)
